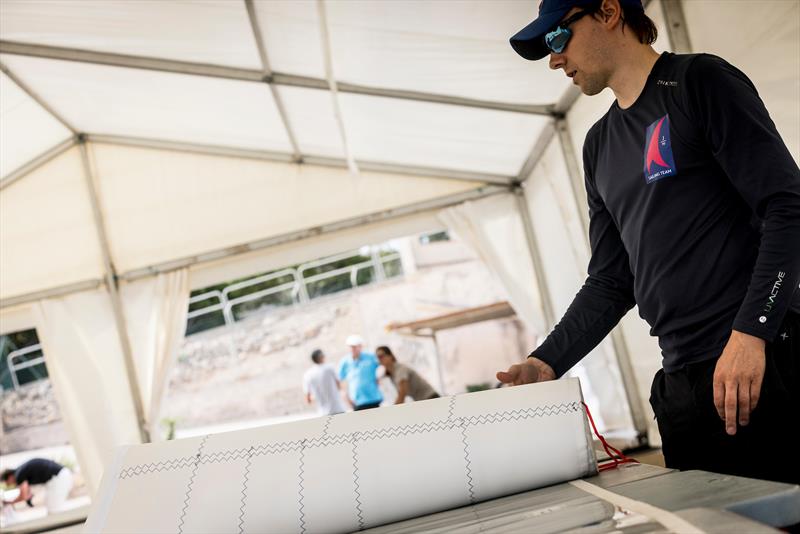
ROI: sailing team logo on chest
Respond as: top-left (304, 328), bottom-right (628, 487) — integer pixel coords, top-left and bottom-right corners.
top-left (643, 114), bottom-right (677, 183)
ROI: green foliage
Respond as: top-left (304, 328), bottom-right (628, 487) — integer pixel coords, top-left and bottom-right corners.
top-left (419, 231), bottom-right (450, 244)
top-left (466, 382), bottom-right (491, 393)
top-left (185, 249), bottom-right (403, 336)
top-left (161, 418), bottom-right (177, 440)
top-left (55, 456), bottom-right (76, 471)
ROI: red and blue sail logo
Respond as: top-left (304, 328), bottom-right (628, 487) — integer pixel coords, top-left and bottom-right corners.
top-left (643, 114), bottom-right (677, 183)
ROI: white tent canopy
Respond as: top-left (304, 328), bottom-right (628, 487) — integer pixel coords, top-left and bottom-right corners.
top-left (1, 0), bottom-right (798, 494)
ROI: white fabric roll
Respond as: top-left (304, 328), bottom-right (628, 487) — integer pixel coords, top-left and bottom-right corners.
top-left (85, 378), bottom-right (596, 534)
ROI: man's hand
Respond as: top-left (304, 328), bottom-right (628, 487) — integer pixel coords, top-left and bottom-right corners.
top-left (496, 357), bottom-right (556, 386)
top-left (713, 330), bottom-right (766, 436)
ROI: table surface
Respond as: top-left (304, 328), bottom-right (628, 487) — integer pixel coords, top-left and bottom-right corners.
top-left (363, 464), bottom-right (800, 534)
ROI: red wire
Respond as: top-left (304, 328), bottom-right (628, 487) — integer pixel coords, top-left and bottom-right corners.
top-left (582, 401), bottom-right (639, 471)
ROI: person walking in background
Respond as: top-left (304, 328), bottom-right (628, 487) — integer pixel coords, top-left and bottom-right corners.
top-left (2, 458), bottom-right (73, 513)
top-left (377, 346), bottom-right (440, 404)
top-left (302, 349), bottom-right (346, 416)
top-left (338, 335), bottom-right (383, 411)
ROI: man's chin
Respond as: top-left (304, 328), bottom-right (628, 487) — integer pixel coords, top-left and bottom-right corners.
top-left (580, 84), bottom-right (604, 97)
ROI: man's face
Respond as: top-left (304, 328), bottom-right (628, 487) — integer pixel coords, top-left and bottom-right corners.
top-left (350, 344), bottom-right (361, 358)
top-left (547, 5), bottom-right (613, 96)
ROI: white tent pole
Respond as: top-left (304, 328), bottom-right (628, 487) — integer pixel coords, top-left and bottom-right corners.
top-left (553, 88), bottom-right (582, 116)
top-left (516, 121), bottom-right (556, 184)
top-left (554, 119), bottom-right (590, 236)
top-left (316, 0), bottom-right (359, 174)
top-left (120, 184), bottom-right (509, 283)
top-left (0, 137), bottom-right (77, 191)
top-left (0, 60), bottom-right (77, 134)
top-left (78, 139), bottom-right (150, 444)
top-left (0, 60), bottom-right (79, 191)
top-left (661, 0), bottom-right (693, 53)
top-left (244, 0), bottom-right (303, 162)
top-left (0, 279), bottom-right (104, 310)
top-left (514, 186), bottom-right (556, 327)
top-left (554, 118), bottom-right (649, 440)
top-left (431, 334), bottom-right (448, 396)
top-left (86, 134), bottom-right (512, 185)
top-left (0, 40), bottom-right (555, 117)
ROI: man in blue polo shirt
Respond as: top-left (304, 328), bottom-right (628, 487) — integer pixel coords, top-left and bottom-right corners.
top-left (338, 335), bottom-right (383, 411)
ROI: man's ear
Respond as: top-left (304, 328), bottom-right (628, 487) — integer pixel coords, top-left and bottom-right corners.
top-left (598, 0), bottom-right (623, 28)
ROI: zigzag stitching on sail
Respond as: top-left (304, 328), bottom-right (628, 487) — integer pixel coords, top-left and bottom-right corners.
top-left (117, 402), bottom-right (581, 479)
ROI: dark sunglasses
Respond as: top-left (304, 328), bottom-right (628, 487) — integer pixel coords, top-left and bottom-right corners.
top-left (544, 9), bottom-right (593, 54)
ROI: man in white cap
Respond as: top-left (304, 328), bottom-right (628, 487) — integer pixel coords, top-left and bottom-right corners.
top-left (338, 335), bottom-right (383, 411)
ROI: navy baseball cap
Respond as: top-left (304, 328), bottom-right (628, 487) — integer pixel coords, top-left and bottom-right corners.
top-left (510, 0), bottom-right (644, 60)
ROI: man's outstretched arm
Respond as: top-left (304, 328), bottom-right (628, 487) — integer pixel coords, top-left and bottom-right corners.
top-left (499, 150), bottom-right (636, 384)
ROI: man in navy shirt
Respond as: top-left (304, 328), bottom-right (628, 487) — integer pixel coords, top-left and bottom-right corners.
top-left (498, 0), bottom-right (799, 483)
top-left (2, 458), bottom-right (73, 513)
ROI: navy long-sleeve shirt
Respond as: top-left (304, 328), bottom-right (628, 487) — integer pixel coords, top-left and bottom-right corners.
top-left (532, 52), bottom-right (800, 376)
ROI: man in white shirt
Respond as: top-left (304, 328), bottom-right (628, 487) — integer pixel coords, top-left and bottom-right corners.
top-left (303, 349), bottom-right (346, 416)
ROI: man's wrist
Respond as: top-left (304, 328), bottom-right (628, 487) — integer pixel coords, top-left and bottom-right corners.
top-left (730, 329), bottom-right (767, 350)
top-left (526, 356), bottom-right (556, 380)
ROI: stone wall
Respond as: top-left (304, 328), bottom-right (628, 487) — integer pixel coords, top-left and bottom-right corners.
top-left (1, 382), bottom-right (69, 453)
top-left (2, 258), bottom-right (535, 449)
top-left (161, 259), bottom-right (533, 435)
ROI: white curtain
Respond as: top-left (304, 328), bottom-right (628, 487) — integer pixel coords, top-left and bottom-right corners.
top-left (31, 270), bottom-right (189, 494)
top-left (439, 193), bottom-right (545, 334)
top-left (120, 269), bottom-right (189, 441)
top-left (33, 289), bottom-right (142, 495)
top-left (439, 193), bottom-right (634, 434)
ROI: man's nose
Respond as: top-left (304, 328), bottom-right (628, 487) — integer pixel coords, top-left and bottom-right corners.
top-left (549, 52), bottom-right (565, 71)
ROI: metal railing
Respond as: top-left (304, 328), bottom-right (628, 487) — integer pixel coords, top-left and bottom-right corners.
top-left (187, 249), bottom-right (402, 332)
top-left (7, 343), bottom-right (46, 390)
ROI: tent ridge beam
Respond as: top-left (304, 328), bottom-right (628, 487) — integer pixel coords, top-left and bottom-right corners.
top-left (0, 40), bottom-right (264, 81)
top-left (275, 72), bottom-right (556, 116)
top-left (0, 278), bottom-right (104, 310)
top-left (0, 59), bottom-right (77, 134)
top-left (244, 0), bottom-right (303, 160)
top-left (86, 133), bottom-right (512, 185)
top-left (86, 133), bottom-right (295, 162)
top-left (0, 40), bottom-right (556, 116)
top-left (120, 184), bottom-right (509, 282)
top-left (0, 136), bottom-right (77, 191)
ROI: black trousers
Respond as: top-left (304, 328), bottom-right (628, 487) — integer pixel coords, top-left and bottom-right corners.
top-left (649, 311), bottom-right (799, 484)
top-left (353, 401), bottom-right (381, 411)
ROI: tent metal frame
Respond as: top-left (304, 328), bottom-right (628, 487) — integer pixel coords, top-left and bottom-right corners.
top-left (1, 183), bottom-right (509, 309)
top-left (244, 0), bottom-right (302, 162)
top-left (0, 40), bottom-right (555, 116)
top-left (85, 134), bottom-right (513, 185)
top-left (78, 139), bottom-right (150, 443)
top-left (0, 0), bottom-right (693, 444)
